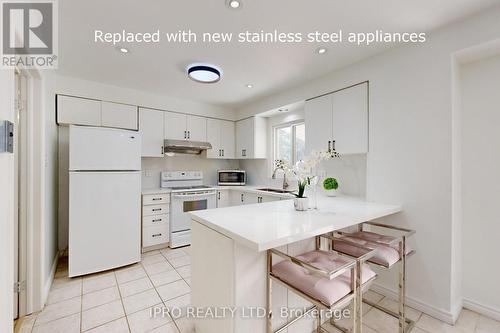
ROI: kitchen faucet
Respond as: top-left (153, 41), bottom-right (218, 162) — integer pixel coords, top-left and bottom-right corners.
top-left (272, 167), bottom-right (289, 190)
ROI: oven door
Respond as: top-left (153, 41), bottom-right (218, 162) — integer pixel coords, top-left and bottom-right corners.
top-left (170, 191), bottom-right (216, 233)
top-left (218, 171), bottom-right (245, 185)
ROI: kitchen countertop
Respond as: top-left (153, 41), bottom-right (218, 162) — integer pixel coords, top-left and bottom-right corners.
top-left (189, 195), bottom-right (402, 251)
top-left (142, 185), bottom-right (295, 199)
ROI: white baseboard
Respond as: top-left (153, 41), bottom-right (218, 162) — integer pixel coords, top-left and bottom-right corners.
top-left (42, 252), bottom-right (59, 306)
top-left (463, 298), bottom-right (500, 322)
top-left (370, 283), bottom-right (457, 325)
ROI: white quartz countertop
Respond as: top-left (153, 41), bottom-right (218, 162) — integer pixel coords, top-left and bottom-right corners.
top-left (141, 187), bottom-right (172, 195)
top-left (189, 195), bottom-right (402, 252)
top-left (142, 185), bottom-right (295, 198)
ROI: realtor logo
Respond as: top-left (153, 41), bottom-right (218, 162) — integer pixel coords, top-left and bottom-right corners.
top-left (1, 0), bottom-right (58, 68)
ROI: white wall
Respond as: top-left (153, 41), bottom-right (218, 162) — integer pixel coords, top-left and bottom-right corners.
top-left (0, 69), bottom-right (15, 333)
top-left (460, 55), bottom-right (500, 318)
top-left (236, 6), bottom-right (500, 323)
top-left (241, 109), bottom-right (367, 198)
top-left (53, 74), bottom-right (237, 251)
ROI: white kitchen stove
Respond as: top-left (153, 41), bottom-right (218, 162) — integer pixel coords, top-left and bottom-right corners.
top-left (161, 171), bottom-right (217, 248)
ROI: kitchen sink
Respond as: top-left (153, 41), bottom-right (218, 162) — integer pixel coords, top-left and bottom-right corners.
top-left (257, 188), bottom-right (295, 194)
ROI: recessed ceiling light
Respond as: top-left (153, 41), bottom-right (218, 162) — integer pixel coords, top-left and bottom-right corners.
top-left (278, 108), bottom-right (289, 113)
top-left (187, 63), bottom-right (222, 83)
top-left (316, 47), bottom-right (327, 55)
top-left (226, 0), bottom-right (242, 9)
top-left (118, 47), bottom-right (129, 54)
top-left (246, 84), bottom-right (253, 88)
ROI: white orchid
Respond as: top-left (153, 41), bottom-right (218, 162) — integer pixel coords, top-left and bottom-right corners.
top-left (275, 148), bottom-right (340, 198)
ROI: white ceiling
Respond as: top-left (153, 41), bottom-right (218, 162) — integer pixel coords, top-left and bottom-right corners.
top-left (58, 0), bottom-right (499, 109)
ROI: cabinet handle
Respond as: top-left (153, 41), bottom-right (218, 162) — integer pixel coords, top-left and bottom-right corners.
top-left (222, 149), bottom-right (224, 157)
top-left (152, 198), bottom-right (163, 201)
top-left (152, 233), bottom-right (162, 237)
top-left (241, 193), bottom-right (244, 202)
top-left (331, 140), bottom-right (336, 151)
top-left (218, 192), bottom-right (221, 200)
top-left (161, 146), bottom-right (164, 155)
top-left (188, 131), bottom-right (191, 139)
top-left (152, 208), bottom-right (162, 212)
top-left (152, 219), bottom-right (162, 222)
top-left (328, 140), bottom-right (331, 152)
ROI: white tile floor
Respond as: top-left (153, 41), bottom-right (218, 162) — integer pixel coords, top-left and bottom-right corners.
top-left (17, 246), bottom-right (500, 333)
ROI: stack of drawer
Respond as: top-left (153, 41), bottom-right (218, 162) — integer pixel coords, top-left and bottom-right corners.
top-left (142, 192), bottom-right (170, 249)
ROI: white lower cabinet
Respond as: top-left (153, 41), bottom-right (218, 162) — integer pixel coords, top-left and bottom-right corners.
top-left (217, 189), bottom-right (230, 208)
top-left (227, 190), bottom-right (282, 206)
top-left (142, 192), bottom-right (170, 250)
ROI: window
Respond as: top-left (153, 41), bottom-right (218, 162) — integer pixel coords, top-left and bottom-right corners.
top-left (274, 122), bottom-right (305, 166)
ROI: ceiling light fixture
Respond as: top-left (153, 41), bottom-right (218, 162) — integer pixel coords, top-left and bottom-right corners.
top-left (316, 47), bottom-right (327, 55)
top-left (226, 0), bottom-right (242, 9)
top-left (187, 63), bottom-right (222, 83)
top-left (246, 84), bottom-right (253, 88)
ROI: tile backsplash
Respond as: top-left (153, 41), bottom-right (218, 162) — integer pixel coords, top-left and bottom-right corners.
top-left (141, 154), bottom-right (239, 189)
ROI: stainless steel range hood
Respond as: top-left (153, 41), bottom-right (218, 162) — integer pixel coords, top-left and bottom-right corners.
top-left (163, 139), bottom-right (212, 155)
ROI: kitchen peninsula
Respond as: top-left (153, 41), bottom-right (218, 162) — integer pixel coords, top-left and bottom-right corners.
top-left (189, 195), bottom-right (402, 333)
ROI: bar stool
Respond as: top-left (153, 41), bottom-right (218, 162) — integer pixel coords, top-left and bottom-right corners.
top-left (266, 235), bottom-right (378, 333)
top-left (332, 222), bottom-right (416, 333)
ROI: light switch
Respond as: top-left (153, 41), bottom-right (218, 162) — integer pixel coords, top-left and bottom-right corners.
top-left (0, 120), bottom-right (14, 153)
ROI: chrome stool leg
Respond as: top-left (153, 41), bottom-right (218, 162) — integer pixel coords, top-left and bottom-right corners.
top-left (267, 250), bottom-right (273, 333)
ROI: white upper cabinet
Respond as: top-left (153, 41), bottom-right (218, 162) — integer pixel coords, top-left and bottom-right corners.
top-left (206, 119), bottom-right (221, 158)
top-left (164, 112), bottom-right (207, 141)
top-left (207, 119), bottom-right (235, 159)
top-left (57, 95), bottom-right (101, 127)
top-left (305, 94), bottom-right (333, 154)
top-left (139, 108), bottom-right (164, 157)
top-left (305, 82), bottom-right (368, 155)
top-left (236, 117), bottom-right (267, 159)
top-left (57, 96), bottom-right (139, 131)
top-left (220, 120), bottom-right (235, 158)
top-left (186, 115), bottom-right (207, 141)
top-left (331, 83), bottom-right (368, 154)
top-left (101, 101), bottom-right (138, 130)
top-left (164, 112), bottom-right (188, 140)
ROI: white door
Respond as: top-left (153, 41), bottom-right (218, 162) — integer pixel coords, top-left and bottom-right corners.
top-left (101, 101), bottom-right (138, 130)
top-left (305, 94), bottom-right (333, 154)
top-left (331, 83), bottom-right (368, 154)
top-left (57, 95), bottom-right (101, 126)
top-left (217, 190), bottom-right (230, 208)
top-left (220, 120), bottom-right (235, 158)
top-left (245, 192), bottom-right (260, 204)
top-left (69, 126), bottom-right (141, 171)
top-left (164, 112), bottom-right (187, 140)
top-left (139, 108), bottom-right (164, 157)
top-left (69, 171), bottom-right (141, 276)
top-left (170, 192), bottom-right (216, 232)
top-left (206, 119), bottom-right (220, 158)
top-left (187, 115), bottom-right (207, 141)
top-left (261, 195), bottom-right (280, 203)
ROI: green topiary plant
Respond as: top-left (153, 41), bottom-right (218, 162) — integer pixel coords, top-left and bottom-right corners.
top-left (323, 177), bottom-right (339, 190)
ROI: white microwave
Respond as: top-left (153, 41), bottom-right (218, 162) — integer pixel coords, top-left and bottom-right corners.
top-left (218, 170), bottom-right (246, 186)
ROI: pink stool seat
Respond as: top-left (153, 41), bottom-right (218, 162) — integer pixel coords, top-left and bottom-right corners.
top-left (334, 231), bottom-right (413, 268)
top-left (272, 250), bottom-right (376, 307)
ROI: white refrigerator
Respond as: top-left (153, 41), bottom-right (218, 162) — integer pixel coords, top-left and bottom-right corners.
top-left (68, 126), bottom-right (141, 277)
